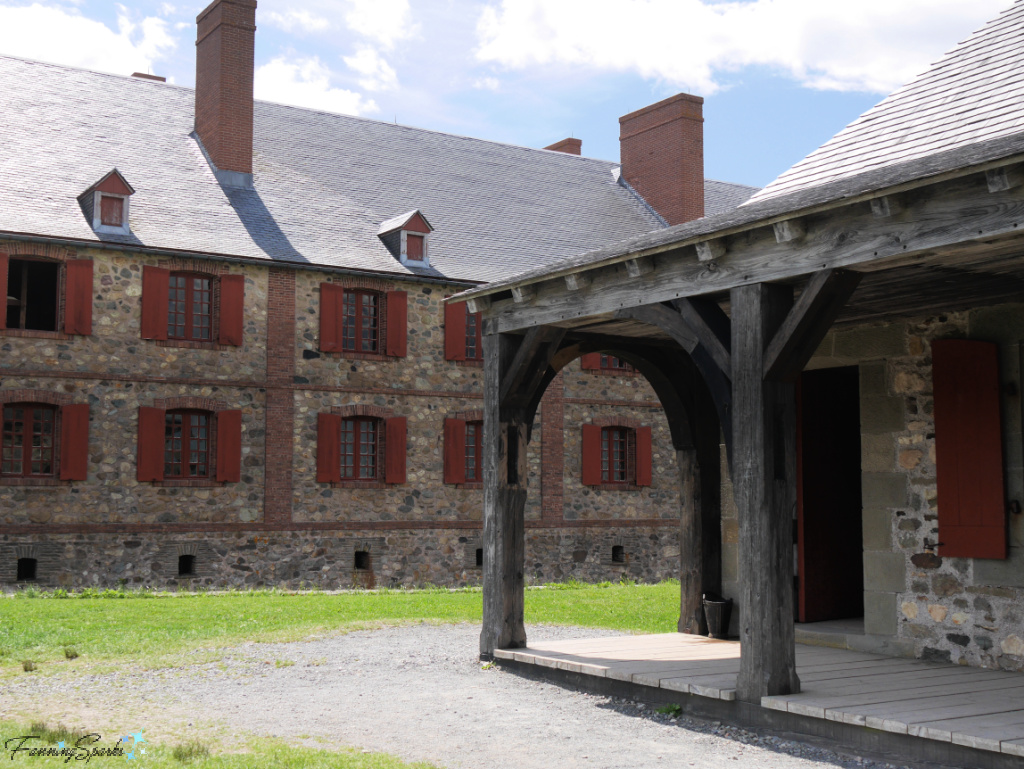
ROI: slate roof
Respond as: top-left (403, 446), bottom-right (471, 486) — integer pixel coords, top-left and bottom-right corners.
top-left (0, 55), bottom-right (754, 285)
top-left (747, 0), bottom-right (1024, 204)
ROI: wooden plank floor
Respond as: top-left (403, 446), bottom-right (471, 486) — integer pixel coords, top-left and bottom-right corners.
top-left (495, 633), bottom-right (1024, 759)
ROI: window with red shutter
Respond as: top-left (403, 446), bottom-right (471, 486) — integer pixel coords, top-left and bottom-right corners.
top-left (141, 266), bottom-right (170, 341)
top-left (465, 421), bottom-right (483, 481)
top-left (215, 409), bottom-right (242, 483)
top-left (4, 259), bottom-right (60, 332)
top-left (580, 353), bottom-right (602, 371)
top-left (581, 423), bottom-right (602, 485)
top-left (464, 309), bottom-right (482, 361)
top-left (444, 418), bottom-right (466, 484)
top-left (164, 410), bottom-right (212, 479)
top-left (218, 274), bottom-right (245, 346)
top-left (582, 423), bottom-right (650, 487)
top-left (385, 417), bottom-right (407, 484)
top-left (386, 291), bottom-right (407, 357)
top-left (341, 417), bottom-right (380, 480)
top-left (601, 426), bottom-right (630, 484)
top-left (444, 301), bottom-right (466, 361)
top-left (342, 290), bottom-right (379, 352)
top-left (168, 274), bottom-right (213, 342)
top-left (1, 403), bottom-right (56, 478)
top-left (59, 403), bottom-right (90, 481)
top-left (64, 260), bottom-right (93, 336)
top-left (316, 412), bottom-right (342, 483)
top-left (933, 339), bottom-right (1007, 559)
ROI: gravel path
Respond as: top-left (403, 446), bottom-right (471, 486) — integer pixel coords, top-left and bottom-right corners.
top-left (1, 624), bottom-right (930, 769)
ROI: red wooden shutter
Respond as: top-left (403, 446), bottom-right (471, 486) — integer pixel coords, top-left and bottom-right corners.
top-left (386, 291), bottom-right (408, 357)
top-left (215, 409), bottom-right (242, 482)
top-left (140, 266), bottom-right (169, 340)
top-left (933, 339), bottom-right (1007, 559)
top-left (63, 260), bottom-right (94, 336)
top-left (316, 412), bottom-right (342, 483)
top-left (444, 301), bottom-right (466, 361)
top-left (319, 283), bottom-right (343, 352)
top-left (218, 274), bottom-right (245, 346)
top-left (59, 403), bottom-right (90, 481)
top-left (444, 418), bottom-right (467, 484)
top-left (581, 353), bottom-right (602, 370)
top-left (581, 424), bottom-right (602, 485)
top-left (385, 416), bottom-right (408, 484)
top-left (0, 253), bottom-right (8, 331)
top-left (635, 426), bottom-right (653, 486)
top-left (137, 406), bottom-right (166, 482)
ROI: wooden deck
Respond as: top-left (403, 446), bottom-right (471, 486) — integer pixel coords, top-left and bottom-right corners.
top-left (495, 633), bottom-right (1024, 761)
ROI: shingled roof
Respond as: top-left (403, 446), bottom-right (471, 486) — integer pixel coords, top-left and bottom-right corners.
top-left (747, 0), bottom-right (1024, 204)
top-left (0, 55), bottom-right (754, 285)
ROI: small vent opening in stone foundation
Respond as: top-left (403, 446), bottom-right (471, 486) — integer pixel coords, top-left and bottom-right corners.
top-left (16, 558), bottom-right (37, 581)
top-left (611, 545), bottom-right (625, 563)
top-left (178, 554), bottom-right (195, 577)
top-left (354, 551), bottom-right (371, 571)
top-left (475, 549), bottom-right (483, 567)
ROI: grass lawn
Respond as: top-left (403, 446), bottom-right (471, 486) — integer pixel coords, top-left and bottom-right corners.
top-left (0, 581), bottom-right (681, 670)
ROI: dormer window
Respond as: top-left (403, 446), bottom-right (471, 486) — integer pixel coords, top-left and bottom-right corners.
top-left (79, 169), bottom-right (134, 236)
top-left (377, 210), bottom-right (434, 268)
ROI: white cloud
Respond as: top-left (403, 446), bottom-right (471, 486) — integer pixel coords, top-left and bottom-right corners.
top-left (475, 0), bottom-right (1010, 95)
top-left (345, 0), bottom-right (414, 50)
top-left (265, 9), bottom-right (331, 34)
top-left (343, 47), bottom-right (398, 91)
top-left (255, 55), bottom-right (378, 115)
top-left (0, 3), bottom-right (176, 75)
top-left (473, 76), bottom-right (500, 91)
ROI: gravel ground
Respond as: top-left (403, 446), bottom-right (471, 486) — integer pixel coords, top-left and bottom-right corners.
top-left (1, 623), bottom-right (933, 769)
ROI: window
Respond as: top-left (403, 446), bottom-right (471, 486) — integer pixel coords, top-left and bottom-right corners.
top-left (178, 554), bottom-right (196, 577)
top-left (354, 551), bottom-right (371, 570)
top-left (465, 421), bottom-right (482, 481)
top-left (581, 423), bottom-right (652, 488)
top-left (100, 195), bottom-right (125, 227)
top-left (168, 274), bottom-right (212, 341)
top-left (164, 410), bottom-right (211, 479)
top-left (340, 417), bottom-right (380, 480)
top-left (2, 404), bottom-right (56, 478)
top-left (600, 354), bottom-right (633, 372)
top-left (377, 210), bottom-right (433, 268)
top-left (342, 290), bottom-right (379, 353)
top-left (5, 259), bottom-right (59, 332)
top-left (444, 302), bottom-right (483, 362)
top-left (601, 426), bottom-right (631, 484)
top-left (16, 558), bottom-right (37, 581)
top-left (475, 548), bottom-right (483, 568)
top-left (612, 545), bottom-right (626, 564)
top-left (406, 234), bottom-right (425, 261)
top-left (80, 169), bottom-right (134, 236)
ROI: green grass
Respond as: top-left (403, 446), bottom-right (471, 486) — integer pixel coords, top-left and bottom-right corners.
top-left (0, 581), bottom-right (680, 671)
top-left (0, 719), bottom-right (436, 768)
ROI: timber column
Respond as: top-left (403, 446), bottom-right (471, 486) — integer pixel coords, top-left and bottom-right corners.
top-left (731, 283), bottom-right (800, 702)
top-left (480, 331), bottom-right (528, 658)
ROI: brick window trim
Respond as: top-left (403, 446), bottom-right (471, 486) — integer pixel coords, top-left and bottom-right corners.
top-left (450, 409), bottom-right (483, 422)
top-left (153, 397), bottom-right (228, 412)
top-left (328, 405), bottom-right (393, 419)
top-left (1, 389), bottom-right (74, 406)
top-left (454, 359), bottom-right (484, 368)
top-left (589, 482), bottom-right (644, 492)
top-left (0, 328), bottom-right (70, 340)
top-left (319, 349), bottom-right (391, 362)
top-left (589, 416), bottom-right (645, 429)
top-left (456, 481), bottom-right (484, 490)
top-left (156, 339), bottom-right (230, 352)
top-left (584, 363), bottom-right (640, 377)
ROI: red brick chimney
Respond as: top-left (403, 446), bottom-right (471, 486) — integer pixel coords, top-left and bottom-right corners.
top-left (619, 93), bottom-right (704, 225)
top-left (195, 0), bottom-right (257, 180)
top-left (545, 137), bottom-right (582, 155)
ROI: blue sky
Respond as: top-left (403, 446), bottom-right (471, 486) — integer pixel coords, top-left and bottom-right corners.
top-left (0, 0), bottom-right (1011, 188)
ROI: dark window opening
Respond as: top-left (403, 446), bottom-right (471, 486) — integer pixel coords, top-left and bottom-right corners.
top-left (100, 195), bottom-right (124, 227)
top-left (167, 273), bottom-right (212, 341)
top-left (600, 354), bottom-right (633, 372)
top-left (406, 233), bottom-right (425, 261)
top-left (164, 410), bottom-right (211, 479)
top-left (2, 403), bottom-right (56, 477)
top-left (342, 290), bottom-right (379, 353)
top-left (475, 548), bottom-right (483, 567)
top-left (611, 545), bottom-right (625, 563)
top-left (6, 259), bottom-right (59, 331)
top-left (341, 417), bottom-right (380, 480)
top-left (601, 426), bottom-right (633, 484)
top-left (16, 557), bottom-right (37, 581)
top-left (465, 308), bottom-right (482, 361)
top-left (178, 554), bottom-right (195, 577)
top-left (354, 550), bottom-right (371, 571)
top-left (465, 421), bottom-right (482, 481)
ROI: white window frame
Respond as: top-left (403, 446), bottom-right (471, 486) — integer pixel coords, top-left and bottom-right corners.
top-left (399, 229), bottom-right (430, 268)
top-left (92, 191), bottom-right (131, 236)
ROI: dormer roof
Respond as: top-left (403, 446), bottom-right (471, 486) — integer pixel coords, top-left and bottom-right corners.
top-left (377, 210), bottom-right (434, 237)
top-left (80, 168), bottom-right (135, 199)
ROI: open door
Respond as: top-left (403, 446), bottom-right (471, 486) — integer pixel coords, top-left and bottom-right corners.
top-left (797, 366), bottom-right (864, 623)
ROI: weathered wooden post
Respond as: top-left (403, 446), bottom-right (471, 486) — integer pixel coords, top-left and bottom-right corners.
top-left (676, 447), bottom-right (705, 634)
top-left (480, 331), bottom-right (529, 658)
top-left (731, 282), bottom-right (801, 701)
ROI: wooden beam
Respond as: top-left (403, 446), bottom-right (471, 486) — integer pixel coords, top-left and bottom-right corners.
top-left (673, 297), bottom-right (731, 380)
top-left (732, 282), bottom-right (800, 703)
top-left (466, 296), bottom-right (490, 314)
top-left (772, 218), bottom-right (805, 243)
top-left (614, 304), bottom-right (699, 353)
top-left (763, 269), bottom-right (862, 382)
top-left (625, 257), bottom-right (653, 278)
top-left (677, 448), bottom-right (704, 635)
top-left (480, 332), bottom-right (528, 658)
top-left (511, 285), bottom-right (534, 304)
top-left (564, 272), bottom-right (591, 291)
top-left (986, 165), bottom-right (1024, 193)
top-left (499, 326), bottom-right (565, 406)
top-left (695, 239), bottom-right (727, 263)
top-left (869, 195), bottom-right (902, 217)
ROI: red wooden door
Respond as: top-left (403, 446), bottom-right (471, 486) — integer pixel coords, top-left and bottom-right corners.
top-left (797, 367), bottom-right (864, 623)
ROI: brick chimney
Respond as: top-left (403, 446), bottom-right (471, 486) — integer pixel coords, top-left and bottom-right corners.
top-left (195, 0), bottom-right (257, 185)
top-left (619, 93), bottom-right (704, 225)
top-left (544, 137), bottom-right (582, 155)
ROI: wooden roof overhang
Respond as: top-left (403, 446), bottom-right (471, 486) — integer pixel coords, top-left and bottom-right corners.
top-left (452, 130), bottom-right (1024, 341)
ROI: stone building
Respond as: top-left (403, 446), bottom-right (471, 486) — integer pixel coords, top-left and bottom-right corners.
top-left (0, 0), bottom-right (755, 590)
top-left (461, 0), bottom-right (1024, 681)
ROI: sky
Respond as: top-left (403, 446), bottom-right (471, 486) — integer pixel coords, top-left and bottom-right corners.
top-left (0, 0), bottom-right (1013, 188)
